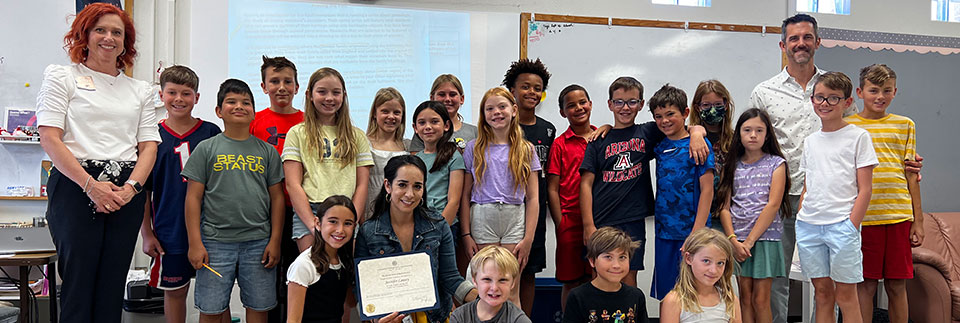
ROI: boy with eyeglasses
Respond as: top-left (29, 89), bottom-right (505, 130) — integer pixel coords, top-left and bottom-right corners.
top-left (580, 77), bottom-right (708, 287)
top-left (796, 71), bottom-right (877, 323)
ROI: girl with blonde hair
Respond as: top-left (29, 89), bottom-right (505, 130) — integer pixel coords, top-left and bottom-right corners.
top-left (460, 87), bottom-right (540, 303)
top-left (661, 228), bottom-right (742, 323)
top-left (283, 67), bottom-right (373, 251)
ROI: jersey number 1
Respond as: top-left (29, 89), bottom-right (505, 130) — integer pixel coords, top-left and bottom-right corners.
top-left (174, 142), bottom-right (191, 182)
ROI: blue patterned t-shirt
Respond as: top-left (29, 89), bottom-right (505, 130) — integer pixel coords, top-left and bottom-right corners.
top-left (654, 137), bottom-right (715, 240)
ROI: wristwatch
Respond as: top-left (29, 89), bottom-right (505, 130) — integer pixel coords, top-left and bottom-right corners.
top-left (125, 179), bottom-right (143, 194)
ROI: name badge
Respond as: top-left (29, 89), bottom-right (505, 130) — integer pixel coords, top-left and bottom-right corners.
top-left (76, 76), bottom-right (96, 91)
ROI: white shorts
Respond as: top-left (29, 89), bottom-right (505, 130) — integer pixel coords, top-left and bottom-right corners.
top-left (470, 203), bottom-right (525, 244)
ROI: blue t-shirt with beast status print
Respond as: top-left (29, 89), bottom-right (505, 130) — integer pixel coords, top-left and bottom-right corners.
top-left (654, 136), bottom-right (715, 240)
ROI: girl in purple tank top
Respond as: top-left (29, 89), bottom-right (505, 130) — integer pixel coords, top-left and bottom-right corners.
top-left (716, 108), bottom-right (792, 323)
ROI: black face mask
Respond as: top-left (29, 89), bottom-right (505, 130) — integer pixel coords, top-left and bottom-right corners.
top-left (699, 104), bottom-right (726, 125)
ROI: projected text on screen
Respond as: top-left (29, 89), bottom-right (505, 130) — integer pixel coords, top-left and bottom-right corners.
top-left (228, 0), bottom-right (471, 132)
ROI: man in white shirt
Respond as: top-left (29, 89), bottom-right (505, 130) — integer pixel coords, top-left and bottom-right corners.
top-left (749, 14), bottom-right (855, 323)
top-left (749, 14), bottom-right (922, 323)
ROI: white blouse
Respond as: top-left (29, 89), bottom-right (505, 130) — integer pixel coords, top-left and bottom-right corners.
top-left (36, 64), bottom-right (160, 161)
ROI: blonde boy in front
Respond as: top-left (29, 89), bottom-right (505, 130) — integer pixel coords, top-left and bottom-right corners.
top-left (845, 64), bottom-right (923, 323)
top-left (796, 72), bottom-right (878, 323)
top-left (451, 246), bottom-right (532, 323)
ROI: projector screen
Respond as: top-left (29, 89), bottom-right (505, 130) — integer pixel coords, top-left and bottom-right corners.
top-left (186, 0), bottom-right (519, 134)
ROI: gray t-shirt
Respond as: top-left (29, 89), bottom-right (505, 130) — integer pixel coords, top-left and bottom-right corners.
top-left (181, 134), bottom-right (284, 242)
top-left (408, 122), bottom-right (479, 152)
top-left (364, 148), bottom-right (408, 220)
top-left (450, 299), bottom-right (531, 323)
top-left (416, 150), bottom-right (466, 219)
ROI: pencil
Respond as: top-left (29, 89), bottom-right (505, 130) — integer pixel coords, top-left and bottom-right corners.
top-left (202, 263), bottom-right (223, 278)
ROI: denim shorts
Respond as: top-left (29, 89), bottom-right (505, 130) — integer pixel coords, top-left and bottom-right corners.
top-left (796, 218), bottom-right (863, 284)
top-left (470, 203), bottom-right (525, 244)
top-left (291, 203), bottom-right (320, 240)
top-left (194, 237), bottom-right (277, 314)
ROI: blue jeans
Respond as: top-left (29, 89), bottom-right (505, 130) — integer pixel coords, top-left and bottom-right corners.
top-left (194, 237), bottom-right (277, 314)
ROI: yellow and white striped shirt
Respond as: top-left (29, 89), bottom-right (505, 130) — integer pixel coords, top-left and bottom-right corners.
top-left (845, 113), bottom-right (917, 225)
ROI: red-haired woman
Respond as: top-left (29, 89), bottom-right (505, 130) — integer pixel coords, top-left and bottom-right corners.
top-left (36, 3), bottom-right (159, 322)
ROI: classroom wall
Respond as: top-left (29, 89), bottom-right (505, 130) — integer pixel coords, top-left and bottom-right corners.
top-left (267, 0), bottom-right (960, 38)
top-left (792, 0), bottom-right (960, 39)
top-left (130, 0), bottom-right (960, 82)
top-left (324, 0), bottom-right (789, 27)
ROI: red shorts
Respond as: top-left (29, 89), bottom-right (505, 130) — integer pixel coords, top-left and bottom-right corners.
top-left (555, 211), bottom-right (591, 282)
top-left (861, 220), bottom-right (914, 280)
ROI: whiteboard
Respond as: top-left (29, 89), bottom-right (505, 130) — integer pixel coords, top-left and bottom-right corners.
top-left (527, 21), bottom-right (782, 128)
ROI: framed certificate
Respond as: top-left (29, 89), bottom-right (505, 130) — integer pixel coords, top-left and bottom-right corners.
top-left (355, 250), bottom-right (440, 320)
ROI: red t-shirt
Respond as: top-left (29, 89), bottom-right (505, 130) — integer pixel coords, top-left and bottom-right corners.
top-left (250, 108), bottom-right (304, 206)
top-left (547, 125), bottom-right (596, 217)
top-left (249, 108), bottom-right (304, 155)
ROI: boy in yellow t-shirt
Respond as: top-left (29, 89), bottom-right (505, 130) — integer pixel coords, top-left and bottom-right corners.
top-left (845, 64), bottom-right (923, 323)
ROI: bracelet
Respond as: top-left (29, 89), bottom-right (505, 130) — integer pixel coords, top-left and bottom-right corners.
top-left (727, 234), bottom-right (737, 240)
top-left (82, 175), bottom-right (93, 193)
top-left (461, 232), bottom-right (471, 238)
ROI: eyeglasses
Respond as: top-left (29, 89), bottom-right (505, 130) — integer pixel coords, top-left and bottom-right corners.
top-left (699, 102), bottom-right (725, 110)
top-left (611, 99), bottom-right (641, 108)
top-left (810, 95), bottom-right (845, 105)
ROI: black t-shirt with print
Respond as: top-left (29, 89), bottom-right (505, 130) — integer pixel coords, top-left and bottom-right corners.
top-left (563, 282), bottom-right (650, 323)
top-left (579, 122), bottom-right (664, 226)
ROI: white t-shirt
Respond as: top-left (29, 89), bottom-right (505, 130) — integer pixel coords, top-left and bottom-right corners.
top-left (286, 246), bottom-right (342, 287)
top-left (797, 124), bottom-right (879, 225)
top-left (749, 67), bottom-right (856, 195)
top-left (36, 64), bottom-right (161, 161)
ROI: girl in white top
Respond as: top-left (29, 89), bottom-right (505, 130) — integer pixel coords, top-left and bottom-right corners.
top-left (364, 87), bottom-right (409, 221)
top-left (286, 195), bottom-right (357, 323)
top-left (660, 228), bottom-right (742, 323)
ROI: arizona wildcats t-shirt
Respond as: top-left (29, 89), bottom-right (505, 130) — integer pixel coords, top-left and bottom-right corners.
top-left (580, 122), bottom-right (664, 226)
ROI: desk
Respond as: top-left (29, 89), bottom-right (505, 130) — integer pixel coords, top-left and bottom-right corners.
top-left (0, 252), bottom-right (57, 323)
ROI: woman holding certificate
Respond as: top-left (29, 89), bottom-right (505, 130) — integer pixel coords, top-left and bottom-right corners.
top-left (355, 155), bottom-right (478, 323)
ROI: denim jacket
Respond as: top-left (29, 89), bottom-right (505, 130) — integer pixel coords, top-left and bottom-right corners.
top-left (355, 210), bottom-right (474, 322)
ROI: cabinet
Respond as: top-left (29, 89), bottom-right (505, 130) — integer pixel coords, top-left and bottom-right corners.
top-left (0, 140), bottom-right (48, 222)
